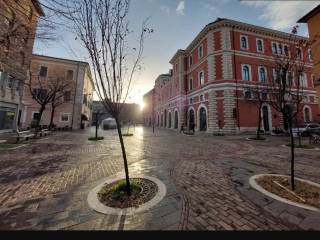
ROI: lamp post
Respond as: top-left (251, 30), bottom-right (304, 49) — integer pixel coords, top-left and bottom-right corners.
top-left (152, 88), bottom-right (155, 134)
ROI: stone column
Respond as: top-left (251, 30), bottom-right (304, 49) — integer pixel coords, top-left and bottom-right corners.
top-left (223, 89), bottom-right (237, 133)
top-left (208, 90), bottom-right (218, 133)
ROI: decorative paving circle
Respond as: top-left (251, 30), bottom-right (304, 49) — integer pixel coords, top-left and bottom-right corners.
top-left (249, 174), bottom-right (320, 212)
top-left (97, 178), bottom-right (158, 208)
top-left (87, 175), bottom-right (166, 215)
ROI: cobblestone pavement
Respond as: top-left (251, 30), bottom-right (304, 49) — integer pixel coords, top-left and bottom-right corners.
top-left (0, 126), bottom-right (319, 230)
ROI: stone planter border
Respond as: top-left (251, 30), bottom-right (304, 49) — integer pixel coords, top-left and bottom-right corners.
top-left (280, 144), bottom-right (320, 151)
top-left (87, 175), bottom-right (166, 216)
top-left (249, 174), bottom-right (320, 212)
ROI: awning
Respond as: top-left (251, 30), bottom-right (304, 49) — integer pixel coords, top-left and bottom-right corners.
top-left (81, 114), bottom-right (89, 121)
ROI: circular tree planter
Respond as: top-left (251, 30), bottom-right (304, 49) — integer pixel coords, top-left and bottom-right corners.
top-left (249, 174), bottom-right (320, 212)
top-left (281, 144), bottom-right (319, 151)
top-left (122, 133), bottom-right (134, 137)
top-left (246, 137), bottom-right (266, 141)
top-left (88, 137), bottom-right (105, 141)
top-left (88, 175), bottom-right (166, 215)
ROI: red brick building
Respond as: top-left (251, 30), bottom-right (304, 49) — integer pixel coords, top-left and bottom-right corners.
top-left (144, 18), bottom-right (319, 134)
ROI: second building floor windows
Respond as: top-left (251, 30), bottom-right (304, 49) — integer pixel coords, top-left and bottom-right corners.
top-left (242, 65), bottom-right (251, 81)
top-left (240, 36), bottom-right (248, 50)
top-left (189, 78), bottom-right (193, 91)
top-left (258, 66), bottom-right (267, 83)
top-left (39, 66), bottom-right (48, 77)
top-left (199, 71), bottom-right (204, 86)
top-left (189, 56), bottom-right (193, 67)
top-left (198, 45), bottom-right (204, 59)
top-left (256, 39), bottom-right (264, 52)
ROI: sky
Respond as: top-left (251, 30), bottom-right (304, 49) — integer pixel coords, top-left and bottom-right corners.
top-left (34, 0), bottom-right (320, 108)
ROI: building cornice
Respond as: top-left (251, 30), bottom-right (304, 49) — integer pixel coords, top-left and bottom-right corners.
top-left (185, 18), bottom-right (309, 55)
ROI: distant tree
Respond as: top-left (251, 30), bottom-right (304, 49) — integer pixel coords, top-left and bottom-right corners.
top-left (244, 86), bottom-right (270, 140)
top-left (49, 78), bottom-right (73, 130)
top-left (267, 26), bottom-right (310, 191)
top-left (26, 72), bottom-right (71, 132)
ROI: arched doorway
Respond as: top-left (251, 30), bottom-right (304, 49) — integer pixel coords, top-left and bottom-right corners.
top-left (174, 111), bottom-right (178, 129)
top-left (262, 106), bottom-right (270, 132)
top-left (164, 110), bottom-right (167, 127)
top-left (168, 112), bottom-right (172, 128)
top-left (199, 107), bottom-right (207, 131)
top-left (188, 109), bottom-right (195, 130)
top-left (161, 114), bottom-right (163, 127)
top-left (304, 107), bottom-right (311, 123)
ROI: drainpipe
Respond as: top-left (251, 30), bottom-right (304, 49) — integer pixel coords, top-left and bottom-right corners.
top-left (71, 62), bottom-right (80, 130)
top-left (232, 26), bottom-right (241, 132)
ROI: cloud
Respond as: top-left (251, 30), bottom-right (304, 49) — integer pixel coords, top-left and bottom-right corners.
top-left (176, 1), bottom-right (185, 15)
top-left (160, 5), bottom-right (170, 15)
top-left (242, 1), bottom-right (319, 31)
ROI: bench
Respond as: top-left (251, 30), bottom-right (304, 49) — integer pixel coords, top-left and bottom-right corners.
top-left (310, 134), bottom-right (320, 144)
top-left (12, 130), bottom-right (35, 143)
top-left (39, 129), bottom-right (51, 137)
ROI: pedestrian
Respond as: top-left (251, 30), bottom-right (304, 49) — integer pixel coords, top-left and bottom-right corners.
top-left (191, 122), bottom-right (195, 133)
top-left (180, 124), bottom-right (184, 134)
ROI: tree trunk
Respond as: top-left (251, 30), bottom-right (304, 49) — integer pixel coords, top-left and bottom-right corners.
top-left (49, 106), bottom-right (55, 130)
top-left (115, 116), bottom-right (131, 195)
top-left (95, 114), bottom-right (98, 139)
top-left (36, 106), bottom-right (45, 134)
top-left (288, 118), bottom-right (295, 191)
top-left (257, 104), bottom-right (262, 140)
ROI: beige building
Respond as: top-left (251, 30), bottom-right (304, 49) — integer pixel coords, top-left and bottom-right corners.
top-left (0, 0), bottom-right (44, 132)
top-left (21, 54), bottom-right (94, 130)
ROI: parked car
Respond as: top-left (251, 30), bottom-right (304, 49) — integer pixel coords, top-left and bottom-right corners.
top-left (102, 118), bottom-right (117, 130)
top-left (292, 123), bottom-right (320, 137)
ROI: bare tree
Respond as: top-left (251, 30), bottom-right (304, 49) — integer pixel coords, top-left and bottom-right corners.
top-left (244, 86), bottom-right (270, 140)
top-left (267, 26), bottom-right (310, 190)
top-left (26, 72), bottom-right (72, 132)
top-left (53, 0), bottom-right (152, 195)
top-left (49, 79), bottom-right (73, 130)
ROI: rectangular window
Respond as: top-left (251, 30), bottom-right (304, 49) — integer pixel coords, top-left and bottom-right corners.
top-left (64, 91), bottom-right (71, 102)
top-left (261, 92), bottom-right (268, 100)
top-left (189, 78), bottom-right (193, 91)
top-left (32, 112), bottom-right (40, 121)
top-left (60, 113), bottom-right (70, 122)
top-left (272, 42), bottom-right (278, 54)
top-left (189, 56), bottom-right (193, 66)
top-left (189, 98), bottom-right (193, 104)
top-left (244, 91), bottom-right (251, 99)
top-left (66, 70), bottom-right (74, 80)
top-left (200, 94), bottom-right (204, 102)
top-left (199, 71), bottom-right (204, 86)
top-left (0, 107), bottom-right (16, 130)
top-left (7, 76), bottom-right (13, 88)
top-left (39, 66), bottom-right (48, 77)
top-left (198, 45), bottom-right (203, 59)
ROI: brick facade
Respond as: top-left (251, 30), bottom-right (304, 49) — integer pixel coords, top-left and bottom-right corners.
top-left (144, 18), bottom-right (320, 134)
top-left (0, 0), bottom-right (43, 132)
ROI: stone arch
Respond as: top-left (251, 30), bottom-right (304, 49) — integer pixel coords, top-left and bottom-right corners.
top-left (197, 104), bottom-right (208, 131)
top-left (187, 107), bottom-right (196, 130)
top-left (261, 103), bottom-right (272, 132)
top-left (303, 105), bottom-right (312, 123)
top-left (174, 109), bottom-right (179, 129)
top-left (168, 111), bottom-right (172, 128)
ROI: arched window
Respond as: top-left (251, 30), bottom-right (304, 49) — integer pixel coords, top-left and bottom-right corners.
top-left (257, 39), bottom-right (263, 52)
top-left (242, 65), bottom-right (250, 81)
top-left (259, 67), bottom-right (267, 82)
top-left (304, 107), bottom-right (311, 123)
top-left (241, 36), bottom-right (247, 49)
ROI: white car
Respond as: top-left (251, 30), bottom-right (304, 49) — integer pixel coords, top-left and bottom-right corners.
top-left (102, 118), bottom-right (117, 130)
top-left (292, 123), bottom-right (320, 137)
